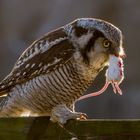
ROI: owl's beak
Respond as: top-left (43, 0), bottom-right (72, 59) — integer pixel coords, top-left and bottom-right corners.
top-left (117, 46), bottom-right (126, 59)
top-left (109, 46), bottom-right (126, 59)
top-left (119, 53), bottom-right (126, 59)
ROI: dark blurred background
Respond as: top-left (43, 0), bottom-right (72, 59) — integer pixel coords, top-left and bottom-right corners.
top-left (0, 0), bottom-right (139, 119)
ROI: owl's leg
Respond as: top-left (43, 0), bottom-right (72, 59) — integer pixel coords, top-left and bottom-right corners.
top-left (50, 104), bottom-right (87, 124)
top-left (68, 103), bottom-right (75, 112)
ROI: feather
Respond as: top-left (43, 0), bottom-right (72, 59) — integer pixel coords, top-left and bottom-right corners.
top-left (0, 28), bottom-right (75, 96)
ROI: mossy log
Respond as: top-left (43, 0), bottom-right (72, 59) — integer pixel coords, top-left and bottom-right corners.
top-left (0, 117), bottom-right (140, 140)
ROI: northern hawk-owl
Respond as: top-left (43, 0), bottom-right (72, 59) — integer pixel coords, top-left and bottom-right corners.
top-left (0, 18), bottom-right (125, 124)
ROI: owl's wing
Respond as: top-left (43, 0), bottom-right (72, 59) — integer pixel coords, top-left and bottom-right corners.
top-left (0, 28), bottom-right (75, 96)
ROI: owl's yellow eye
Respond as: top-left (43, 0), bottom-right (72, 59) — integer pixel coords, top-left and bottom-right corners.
top-left (103, 39), bottom-right (111, 48)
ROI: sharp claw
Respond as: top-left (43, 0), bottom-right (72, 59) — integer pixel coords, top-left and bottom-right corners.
top-left (80, 113), bottom-right (88, 120)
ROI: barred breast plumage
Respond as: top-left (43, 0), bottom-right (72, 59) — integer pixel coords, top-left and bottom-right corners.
top-left (0, 18), bottom-right (123, 124)
top-left (0, 56), bottom-right (102, 117)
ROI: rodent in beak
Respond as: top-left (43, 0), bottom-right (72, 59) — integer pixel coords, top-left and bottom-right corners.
top-left (77, 54), bottom-right (125, 101)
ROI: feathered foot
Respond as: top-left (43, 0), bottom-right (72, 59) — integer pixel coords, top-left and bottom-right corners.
top-left (50, 104), bottom-right (87, 124)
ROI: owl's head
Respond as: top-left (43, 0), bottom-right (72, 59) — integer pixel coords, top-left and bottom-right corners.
top-left (64, 18), bottom-right (125, 65)
top-left (64, 18), bottom-right (126, 100)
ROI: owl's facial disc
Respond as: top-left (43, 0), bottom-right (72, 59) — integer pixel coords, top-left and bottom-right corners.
top-left (102, 39), bottom-right (126, 58)
top-left (101, 38), bottom-right (125, 59)
top-left (107, 46), bottom-right (125, 58)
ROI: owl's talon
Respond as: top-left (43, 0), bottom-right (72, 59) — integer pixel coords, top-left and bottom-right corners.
top-left (75, 112), bottom-right (88, 120)
top-left (79, 113), bottom-right (88, 120)
top-left (51, 105), bottom-right (88, 124)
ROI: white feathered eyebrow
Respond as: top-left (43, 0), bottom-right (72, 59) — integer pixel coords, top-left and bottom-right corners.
top-left (70, 31), bottom-right (93, 49)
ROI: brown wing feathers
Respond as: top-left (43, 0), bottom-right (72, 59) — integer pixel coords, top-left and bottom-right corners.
top-left (0, 28), bottom-right (75, 96)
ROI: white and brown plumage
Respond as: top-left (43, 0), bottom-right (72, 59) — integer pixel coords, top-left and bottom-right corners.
top-left (0, 18), bottom-right (124, 124)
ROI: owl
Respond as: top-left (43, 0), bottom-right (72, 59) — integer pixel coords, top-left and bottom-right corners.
top-left (0, 18), bottom-right (125, 124)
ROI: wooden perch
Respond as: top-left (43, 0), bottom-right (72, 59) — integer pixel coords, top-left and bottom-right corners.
top-left (0, 117), bottom-right (140, 140)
